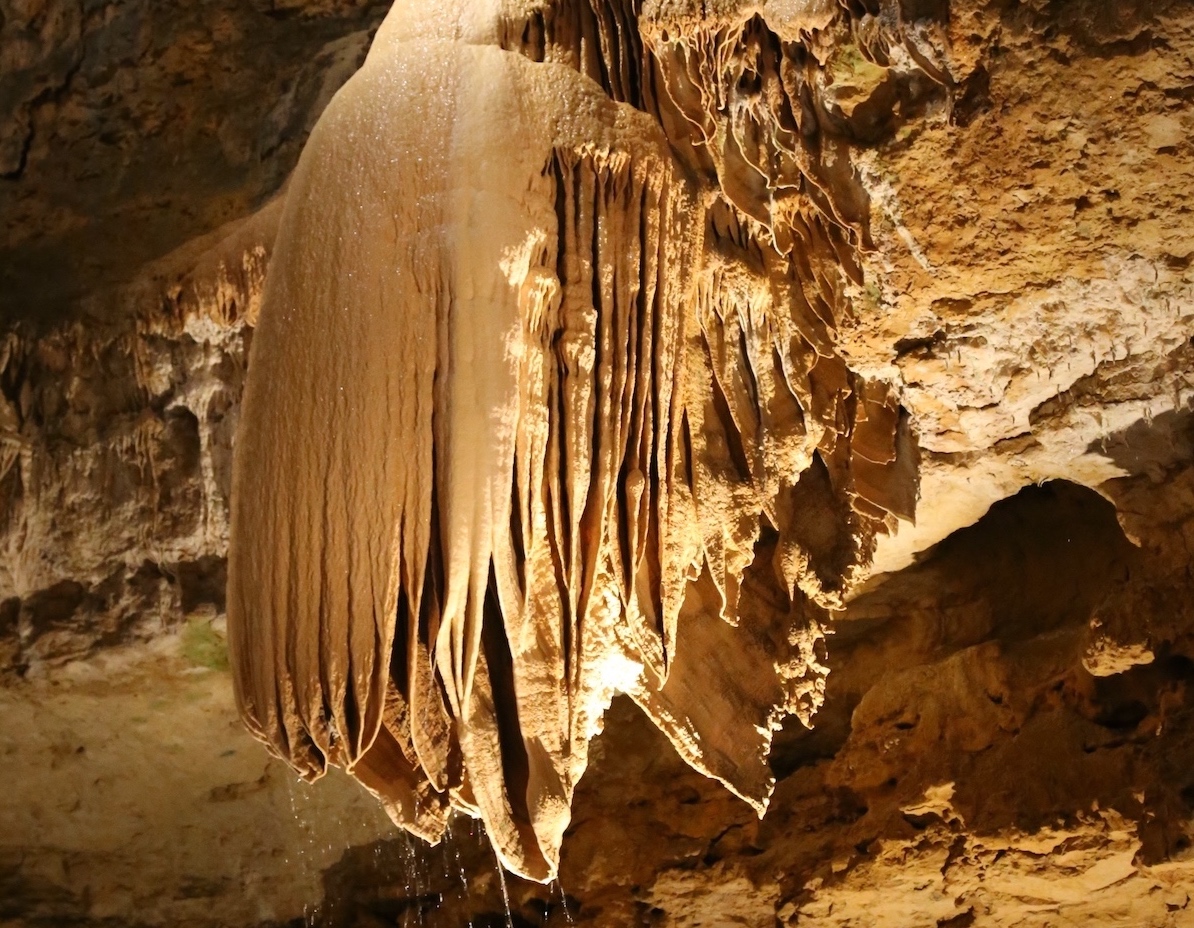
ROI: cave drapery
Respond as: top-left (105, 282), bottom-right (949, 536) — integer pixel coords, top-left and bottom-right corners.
top-left (6, 0), bottom-right (1194, 919)
top-left (226, 0), bottom-right (920, 881)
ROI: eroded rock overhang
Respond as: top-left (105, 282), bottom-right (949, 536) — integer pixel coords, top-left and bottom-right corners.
top-left (224, 0), bottom-right (1194, 882)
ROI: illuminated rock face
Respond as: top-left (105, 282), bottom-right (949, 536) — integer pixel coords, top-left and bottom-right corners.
top-left (5, 0), bottom-right (1194, 921)
top-left (226, 0), bottom-right (919, 880)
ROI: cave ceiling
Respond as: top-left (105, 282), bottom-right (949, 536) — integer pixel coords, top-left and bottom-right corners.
top-left (2, 0), bottom-right (1194, 924)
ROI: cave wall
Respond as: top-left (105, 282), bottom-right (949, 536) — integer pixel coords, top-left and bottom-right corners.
top-left (2, 0), bottom-right (1194, 924)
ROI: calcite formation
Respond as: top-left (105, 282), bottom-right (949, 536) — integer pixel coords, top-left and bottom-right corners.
top-left (7, 0), bottom-right (1194, 921)
top-left (227, 0), bottom-right (918, 880)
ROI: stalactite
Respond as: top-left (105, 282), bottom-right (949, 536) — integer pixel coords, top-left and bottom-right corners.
top-left (227, 0), bottom-right (919, 881)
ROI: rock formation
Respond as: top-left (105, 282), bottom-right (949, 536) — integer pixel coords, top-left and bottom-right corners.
top-left (3, 0), bottom-right (1194, 923)
top-left (227, 0), bottom-right (923, 881)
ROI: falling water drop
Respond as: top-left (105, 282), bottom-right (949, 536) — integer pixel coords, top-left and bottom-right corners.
top-left (408, 833), bottom-right (426, 906)
top-left (494, 846), bottom-right (514, 928)
top-left (555, 878), bottom-right (574, 925)
top-left (444, 820), bottom-right (474, 928)
top-left (288, 776), bottom-right (322, 928)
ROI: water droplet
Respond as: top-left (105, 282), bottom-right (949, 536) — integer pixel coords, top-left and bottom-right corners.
top-left (555, 878), bottom-right (575, 925)
top-left (494, 846), bottom-right (514, 928)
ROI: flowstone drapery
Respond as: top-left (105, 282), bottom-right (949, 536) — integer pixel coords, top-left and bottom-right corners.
top-left (227, 0), bottom-right (918, 880)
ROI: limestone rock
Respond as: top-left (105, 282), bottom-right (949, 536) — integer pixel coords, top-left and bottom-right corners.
top-left (227, 0), bottom-right (918, 880)
top-left (3, 0), bottom-right (1194, 923)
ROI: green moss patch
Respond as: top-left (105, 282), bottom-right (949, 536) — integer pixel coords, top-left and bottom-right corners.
top-left (181, 617), bottom-right (229, 672)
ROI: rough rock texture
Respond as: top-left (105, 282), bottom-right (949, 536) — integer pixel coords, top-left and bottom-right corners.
top-left (3, 0), bottom-right (1194, 923)
top-left (0, 648), bottom-right (395, 926)
top-left (0, 0), bottom-right (391, 329)
top-left (227, 0), bottom-right (922, 880)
